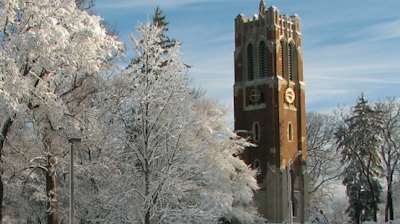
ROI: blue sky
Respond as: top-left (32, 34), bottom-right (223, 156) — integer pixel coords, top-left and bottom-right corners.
top-left (95, 0), bottom-right (400, 119)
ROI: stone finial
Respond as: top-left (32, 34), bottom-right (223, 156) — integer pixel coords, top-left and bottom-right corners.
top-left (259, 0), bottom-right (266, 15)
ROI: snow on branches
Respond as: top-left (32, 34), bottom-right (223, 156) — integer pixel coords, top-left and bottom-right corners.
top-left (0, 0), bottom-right (122, 111)
top-left (92, 22), bottom-right (261, 224)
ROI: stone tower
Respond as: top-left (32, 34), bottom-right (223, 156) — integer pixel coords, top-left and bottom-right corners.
top-left (233, 1), bottom-right (308, 223)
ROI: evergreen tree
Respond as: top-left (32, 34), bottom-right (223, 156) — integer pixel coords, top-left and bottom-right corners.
top-left (128, 7), bottom-right (178, 70)
top-left (335, 94), bottom-right (383, 223)
top-left (152, 7), bottom-right (177, 49)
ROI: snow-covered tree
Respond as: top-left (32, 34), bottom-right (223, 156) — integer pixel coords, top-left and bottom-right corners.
top-left (0, 0), bottom-right (121, 222)
top-left (0, 111), bottom-right (14, 222)
top-left (306, 112), bottom-right (340, 210)
top-left (374, 98), bottom-right (400, 222)
top-left (92, 21), bottom-right (261, 224)
top-left (75, 0), bottom-right (95, 11)
top-left (335, 94), bottom-right (383, 223)
top-left (329, 198), bottom-right (350, 224)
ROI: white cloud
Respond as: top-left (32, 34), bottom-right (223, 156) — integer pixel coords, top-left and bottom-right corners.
top-left (350, 19), bottom-right (400, 42)
top-left (303, 29), bottom-right (400, 112)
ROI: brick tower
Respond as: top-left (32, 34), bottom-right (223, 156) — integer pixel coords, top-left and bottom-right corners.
top-left (233, 1), bottom-right (308, 223)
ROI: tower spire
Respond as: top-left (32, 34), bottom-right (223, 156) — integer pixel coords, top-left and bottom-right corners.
top-left (259, 0), bottom-right (266, 15)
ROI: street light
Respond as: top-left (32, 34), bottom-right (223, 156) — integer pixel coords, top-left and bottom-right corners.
top-left (287, 150), bottom-right (302, 224)
top-left (68, 137), bottom-right (81, 224)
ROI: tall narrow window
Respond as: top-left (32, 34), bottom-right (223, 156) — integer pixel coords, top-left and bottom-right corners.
top-left (288, 43), bottom-right (292, 81)
top-left (252, 122), bottom-right (260, 142)
top-left (247, 43), bottom-right (254, 81)
top-left (266, 45), bottom-right (273, 77)
top-left (289, 42), bottom-right (298, 81)
top-left (288, 122), bottom-right (293, 142)
top-left (280, 40), bottom-right (286, 78)
top-left (259, 41), bottom-right (267, 77)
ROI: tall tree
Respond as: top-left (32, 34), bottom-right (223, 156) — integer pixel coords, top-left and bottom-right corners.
top-left (374, 98), bottom-right (400, 222)
top-left (0, 0), bottom-right (121, 223)
top-left (335, 95), bottom-right (383, 223)
top-left (306, 112), bottom-right (340, 208)
top-left (93, 21), bottom-right (261, 224)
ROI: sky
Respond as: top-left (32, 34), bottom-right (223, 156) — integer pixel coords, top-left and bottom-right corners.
top-left (95, 0), bottom-right (400, 121)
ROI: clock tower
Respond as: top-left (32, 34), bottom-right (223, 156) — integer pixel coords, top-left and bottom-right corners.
top-left (234, 1), bottom-right (308, 223)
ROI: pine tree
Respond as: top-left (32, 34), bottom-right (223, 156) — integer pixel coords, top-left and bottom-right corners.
top-left (153, 7), bottom-right (177, 49)
top-left (128, 7), bottom-right (178, 70)
top-left (335, 94), bottom-right (383, 223)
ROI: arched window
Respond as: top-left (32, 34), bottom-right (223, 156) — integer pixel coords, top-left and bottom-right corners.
top-left (288, 122), bottom-right (293, 142)
top-left (288, 42), bottom-right (297, 81)
top-left (280, 40), bottom-right (287, 78)
top-left (247, 43), bottom-right (254, 81)
top-left (252, 122), bottom-right (260, 142)
top-left (259, 41), bottom-right (267, 77)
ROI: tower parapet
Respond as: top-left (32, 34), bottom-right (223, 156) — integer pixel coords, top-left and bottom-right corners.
top-left (235, 5), bottom-right (301, 47)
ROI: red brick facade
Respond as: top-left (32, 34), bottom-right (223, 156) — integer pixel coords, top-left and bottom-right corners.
top-left (234, 1), bottom-right (308, 222)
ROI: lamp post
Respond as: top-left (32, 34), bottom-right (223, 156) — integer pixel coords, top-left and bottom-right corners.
top-left (68, 137), bottom-right (81, 224)
top-left (288, 150), bottom-right (302, 224)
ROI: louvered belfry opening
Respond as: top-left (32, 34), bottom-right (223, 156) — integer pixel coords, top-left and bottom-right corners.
top-left (247, 43), bottom-right (254, 81)
top-left (288, 43), bottom-right (292, 80)
top-left (289, 42), bottom-right (298, 81)
top-left (259, 41), bottom-right (267, 78)
top-left (280, 40), bottom-right (286, 79)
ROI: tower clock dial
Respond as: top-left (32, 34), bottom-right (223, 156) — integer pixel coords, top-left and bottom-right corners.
top-left (285, 88), bottom-right (295, 104)
top-left (249, 88), bottom-right (261, 104)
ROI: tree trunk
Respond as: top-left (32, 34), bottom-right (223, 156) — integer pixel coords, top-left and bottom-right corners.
top-left (144, 161), bottom-right (150, 224)
top-left (0, 117), bottom-right (13, 224)
top-left (389, 191), bottom-right (394, 221)
top-left (144, 211), bottom-right (150, 224)
top-left (385, 182), bottom-right (394, 222)
top-left (355, 205), bottom-right (360, 224)
top-left (365, 162), bottom-right (378, 222)
top-left (385, 174), bottom-right (394, 222)
top-left (46, 154), bottom-right (59, 224)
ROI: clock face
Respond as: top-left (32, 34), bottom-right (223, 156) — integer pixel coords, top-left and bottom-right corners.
top-left (285, 88), bottom-right (295, 104)
top-left (249, 88), bottom-right (261, 104)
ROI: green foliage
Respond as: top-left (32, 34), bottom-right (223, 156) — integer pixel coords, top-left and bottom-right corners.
top-left (152, 7), bottom-right (177, 50)
top-left (153, 7), bottom-right (169, 31)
